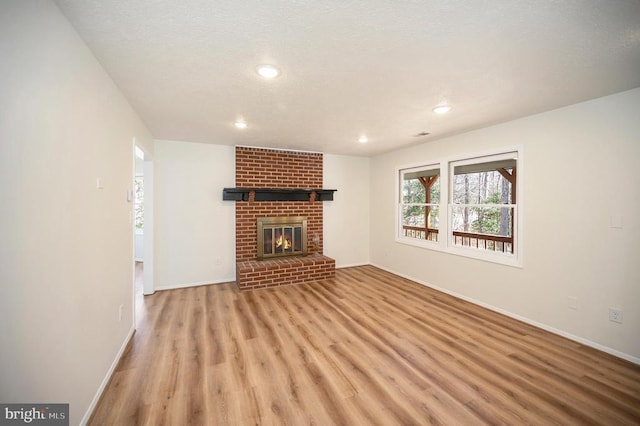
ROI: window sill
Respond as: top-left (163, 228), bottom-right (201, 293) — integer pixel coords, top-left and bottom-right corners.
top-left (395, 236), bottom-right (522, 268)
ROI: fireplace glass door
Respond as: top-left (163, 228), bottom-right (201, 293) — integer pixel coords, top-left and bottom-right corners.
top-left (257, 216), bottom-right (307, 260)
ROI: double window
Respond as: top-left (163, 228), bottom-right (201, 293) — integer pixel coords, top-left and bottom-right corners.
top-left (397, 149), bottom-right (521, 266)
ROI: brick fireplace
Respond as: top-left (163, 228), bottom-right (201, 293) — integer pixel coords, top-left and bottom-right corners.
top-left (233, 146), bottom-right (335, 290)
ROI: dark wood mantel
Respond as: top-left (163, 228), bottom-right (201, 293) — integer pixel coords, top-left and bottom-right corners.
top-left (223, 188), bottom-right (337, 202)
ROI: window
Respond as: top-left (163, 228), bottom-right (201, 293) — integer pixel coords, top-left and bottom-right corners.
top-left (397, 148), bottom-right (522, 266)
top-left (399, 165), bottom-right (440, 242)
top-left (134, 176), bottom-right (144, 231)
top-left (450, 153), bottom-right (517, 254)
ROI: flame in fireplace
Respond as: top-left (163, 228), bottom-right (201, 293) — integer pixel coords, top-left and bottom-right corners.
top-left (275, 234), bottom-right (292, 250)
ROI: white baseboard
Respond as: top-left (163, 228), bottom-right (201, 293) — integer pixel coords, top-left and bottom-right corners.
top-left (155, 277), bottom-right (236, 292)
top-left (336, 262), bottom-right (370, 269)
top-left (370, 263), bottom-right (640, 365)
top-left (80, 326), bottom-right (135, 425)
top-left (152, 262), bottom-right (370, 292)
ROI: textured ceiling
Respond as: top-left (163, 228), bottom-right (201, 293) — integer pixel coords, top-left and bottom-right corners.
top-left (54, 0), bottom-right (640, 156)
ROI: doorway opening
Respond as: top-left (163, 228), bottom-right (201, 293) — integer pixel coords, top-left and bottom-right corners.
top-left (133, 141), bottom-right (154, 329)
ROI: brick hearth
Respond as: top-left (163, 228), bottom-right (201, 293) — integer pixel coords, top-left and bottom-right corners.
top-left (236, 254), bottom-right (335, 290)
top-left (234, 146), bottom-right (335, 290)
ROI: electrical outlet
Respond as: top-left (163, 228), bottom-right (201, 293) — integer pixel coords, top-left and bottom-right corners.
top-left (568, 297), bottom-right (578, 310)
top-left (118, 304), bottom-right (124, 322)
top-left (609, 308), bottom-right (623, 323)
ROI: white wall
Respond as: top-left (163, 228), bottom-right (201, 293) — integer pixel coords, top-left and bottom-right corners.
top-left (0, 1), bottom-right (154, 424)
top-left (370, 88), bottom-right (640, 361)
top-left (154, 140), bottom-right (235, 289)
top-left (142, 159), bottom-right (155, 295)
top-left (324, 154), bottom-right (371, 267)
top-left (134, 232), bottom-right (144, 261)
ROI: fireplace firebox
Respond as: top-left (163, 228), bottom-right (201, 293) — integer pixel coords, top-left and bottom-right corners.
top-left (257, 216), bottom-right (307, 260)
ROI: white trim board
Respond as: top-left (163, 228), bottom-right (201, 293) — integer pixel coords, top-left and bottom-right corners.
top-left (235, 144), bottom-right (323, 155)
top-left (370, 263), bottom-right (640, 365)
top-left (81, 326), bottom-right (135, 425)
top-left (336, 262), bottom-right (371, 269)
top-left (154, 265), bottom-right (368, 292)
top-left (154, 277), bottom-right (236, 292)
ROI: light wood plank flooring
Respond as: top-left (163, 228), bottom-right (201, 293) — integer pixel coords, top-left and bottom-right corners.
top-left (90, 265), bottom-right (640, 425)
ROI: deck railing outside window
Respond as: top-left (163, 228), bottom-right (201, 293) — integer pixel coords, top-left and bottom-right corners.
top-left (402, 226), bottom-right (513, 253)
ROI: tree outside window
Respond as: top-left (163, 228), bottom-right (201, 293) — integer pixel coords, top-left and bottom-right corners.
top-left (450, 155), bottom-right (517, 253)
top-left (134, 177), bottom-right (144, 231)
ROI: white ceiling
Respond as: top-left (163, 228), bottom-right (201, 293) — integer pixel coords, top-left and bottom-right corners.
top-left (54, 0), bottom-right (640, 156)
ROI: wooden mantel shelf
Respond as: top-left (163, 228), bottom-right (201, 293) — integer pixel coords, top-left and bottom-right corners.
top-left (223, 188), bottom-right (337, 202)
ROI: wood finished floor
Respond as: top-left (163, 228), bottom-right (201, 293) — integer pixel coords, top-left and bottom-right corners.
top-left (90, 265), bottom-right (640, 425)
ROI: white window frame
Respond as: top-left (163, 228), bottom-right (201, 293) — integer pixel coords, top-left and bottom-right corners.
top-left (396, 146), bottom-right (523, 268)
top-left (396, 163), bottom-right (441, 249)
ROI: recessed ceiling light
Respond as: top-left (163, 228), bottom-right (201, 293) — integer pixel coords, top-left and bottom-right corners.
top-left (234, 121), bottom-right (247, 129)
top-left (256, 64), bottom-right (280, 79)
top-left (358, 135), bottom-right (368, 144)
top-left (433, 104), bottom-right (452, 114)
